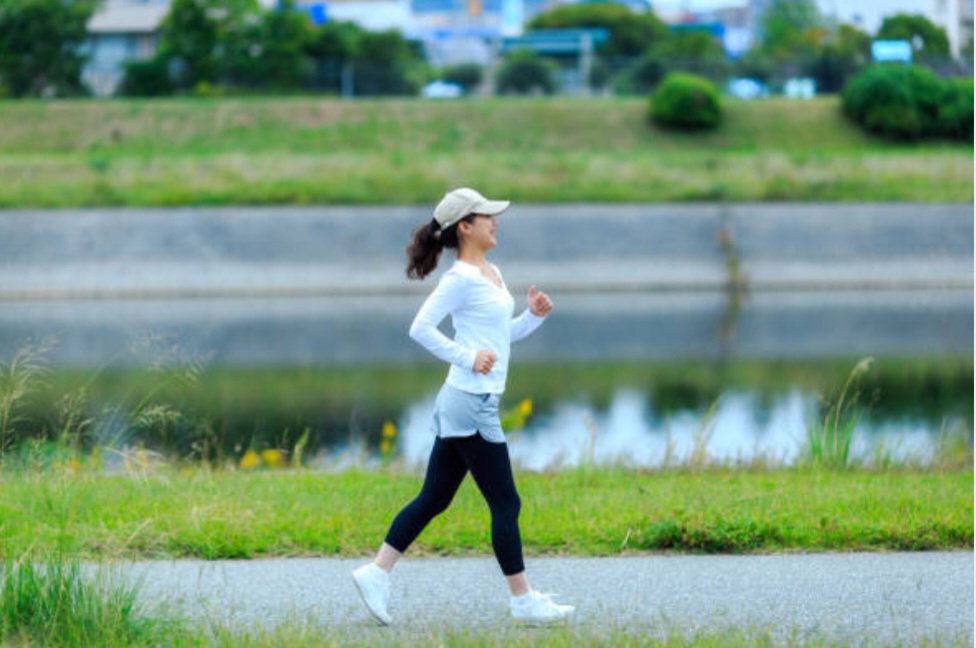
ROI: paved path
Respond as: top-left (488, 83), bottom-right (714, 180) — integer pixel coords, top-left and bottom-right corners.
top-left (106, 553), bottom-right (973, 646)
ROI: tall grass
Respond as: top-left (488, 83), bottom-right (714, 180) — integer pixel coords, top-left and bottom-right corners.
top-left (0, 338), bottom-right (54, 454)
top-left (802, 357), bottom-right (874, 469)
top-left (0, 554), bottom-right (180, 647)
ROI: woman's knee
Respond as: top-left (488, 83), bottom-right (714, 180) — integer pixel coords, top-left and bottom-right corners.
top-left (490, 491), bottom-right (521, 520)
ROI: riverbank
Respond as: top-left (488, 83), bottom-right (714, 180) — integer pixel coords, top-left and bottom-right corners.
top-left (1, 467), bottom-right (970, 560)
top-left (0, 97), bottom-right (971, 206)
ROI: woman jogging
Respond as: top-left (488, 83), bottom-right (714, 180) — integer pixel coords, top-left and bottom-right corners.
top-left (351, 187), bottom-right (574, 626)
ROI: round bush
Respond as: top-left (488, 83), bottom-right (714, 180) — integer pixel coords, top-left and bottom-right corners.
top-left (496, 50), bottom-right (556, 95)
top-left (648, 72), bottom-right (722, 131)
top-left (937, 77), bottom-right (974, 141)
top-left (841, 64), bottom-right (967, 141)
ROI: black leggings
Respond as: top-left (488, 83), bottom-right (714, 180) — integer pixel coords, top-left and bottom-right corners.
top-left (384, 434), bottom-right (525, 576)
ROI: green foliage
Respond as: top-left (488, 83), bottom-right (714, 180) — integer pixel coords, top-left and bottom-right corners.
top-left (877, 13), bottom-right (951, 62)
top-left (841, 63), bottom-right (971, 141)
top-left (937, 77), bottom-right (975, 140)
top-left (807, 24), bottom-right (872, 94)
top-left (351, 29), bottom-right (427, 96)
top-left (118, 57), bottom-right (175, 97)
top-left (224, 0), bottom-right (313, 89)
top-left (759, 0), bottom-right (824, 61)
top-left (0, 0), bottom-right (96, 97)
top-left (649, 72), bottom-right (722, 131)
top-left (440, 63), bottom-right (483, 93)
top-left (528, 2), bottom-right (669, 58)
top-left (0, 555), bottom-right (177, 647)
top-left (496, 50), bottom-right (557, 95)
top-left (157, 0), bottom-right (222, 90)
top-left (650, 28), bottom-right (731, 83)
top-left (614, 54), bottom-right (666, 95)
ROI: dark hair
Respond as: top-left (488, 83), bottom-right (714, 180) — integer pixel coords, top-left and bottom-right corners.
top-left (405, 215), bottom-right (473, 280)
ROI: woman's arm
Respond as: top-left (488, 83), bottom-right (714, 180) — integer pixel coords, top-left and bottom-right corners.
top-left (511, 285), bottom-right (552, 343)
top-left (408, 274), bottom-right (477, 370)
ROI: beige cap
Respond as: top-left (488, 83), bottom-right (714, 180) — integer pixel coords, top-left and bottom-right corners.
top-left (433, 187), bottom-right (510, 230)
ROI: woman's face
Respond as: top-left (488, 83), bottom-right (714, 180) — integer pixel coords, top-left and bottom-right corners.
top-left (460, 214), bottom-right (497, 251)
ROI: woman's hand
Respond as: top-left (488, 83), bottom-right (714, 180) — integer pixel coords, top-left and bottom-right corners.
top-left (528, 285), bottom-right (553, 317)
top-left (473, 350), bottom-right (498, 374)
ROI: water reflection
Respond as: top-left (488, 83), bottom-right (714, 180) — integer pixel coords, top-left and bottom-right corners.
top-left (320, 387), bottom-right (956, 472)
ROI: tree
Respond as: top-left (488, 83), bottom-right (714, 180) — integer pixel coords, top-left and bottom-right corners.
top-left (651, 28), bottom-right (730, 82)
top-left (876, 14), bottom-right (950, 64)
top-left (157, 0), bottom-right (221, 90)
top-left (496, 50), bottom-right (557, 95)
top-left (809, 24), bottom-right (871, 94)
top-left (352, 30), bottom-right (426, 96)
top-left (528, 3), bottom-right (669, 58)
top-left (0, 0), bottom-right (97, 97)
top-left (157, 0), bottom-right (265, 91)
top-left (759, 0), bottom-right (825, 64)
top-left (222, 0), bottom-right (312, 89)
top-left (305, 19), bottom-right (362, 93)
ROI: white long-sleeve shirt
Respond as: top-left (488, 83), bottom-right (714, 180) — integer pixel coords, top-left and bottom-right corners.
top-left (409, 260), bottom-right (546, 395)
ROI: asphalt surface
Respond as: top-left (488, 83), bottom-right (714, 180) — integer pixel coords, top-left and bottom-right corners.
top-left (105, 552), bottom-right (974, 646)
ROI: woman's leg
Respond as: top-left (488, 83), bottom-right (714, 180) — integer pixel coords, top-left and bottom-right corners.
top-left (379, 436), bottom-right (468, 570)
top-left (453, 435), bottom-right (526, 590)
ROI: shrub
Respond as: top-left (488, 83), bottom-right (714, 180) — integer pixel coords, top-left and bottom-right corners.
top-left (937, 77), bottom-right (974, 141)
top-left (648, 72), bottom-right (722, 131)
top-left (441, 63), bottom-right (482, 93)
top-left (614, 54), bottom-right (666, 95)
top-left (841, 63), bottom-right (970, 142)
top-left (117, 57), bottom-right (174, 97)
top-left (495, 50), bottom-right (557, 95)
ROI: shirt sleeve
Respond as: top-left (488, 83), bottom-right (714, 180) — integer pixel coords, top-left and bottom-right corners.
top-left (409, 273), bottom-right (477, 370)
top-left (510, 308), bottom-right (546, 343)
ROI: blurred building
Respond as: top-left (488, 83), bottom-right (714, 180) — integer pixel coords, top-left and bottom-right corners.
top-left (82, 0), bottom-right (168, 96)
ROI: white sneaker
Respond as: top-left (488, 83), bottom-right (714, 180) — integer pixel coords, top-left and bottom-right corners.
top-left (351, 563), bottom-right (392, 625)
top-left (510, 590), bottom-right (574, 625)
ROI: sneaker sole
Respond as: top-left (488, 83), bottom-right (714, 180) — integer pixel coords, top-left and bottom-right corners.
top-left (351, 573), bottom-right (391, 626)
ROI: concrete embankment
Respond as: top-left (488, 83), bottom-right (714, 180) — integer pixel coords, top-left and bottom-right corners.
top-left (0, 203), bottom-right (971, 298)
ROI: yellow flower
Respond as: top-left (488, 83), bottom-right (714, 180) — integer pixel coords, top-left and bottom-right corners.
top-left (382, 421), bottom-right (397, 439)
top-left (240, 449), bottom-right (261, 470)
top-left (261, 449), bottom-right (285, 469)
top-left (519, 398), bottom-right (533, 418)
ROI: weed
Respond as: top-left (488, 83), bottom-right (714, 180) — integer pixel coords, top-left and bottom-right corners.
top-left (802, 358), bottom-right (874, 470)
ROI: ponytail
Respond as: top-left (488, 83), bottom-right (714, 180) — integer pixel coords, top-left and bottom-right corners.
top-left (405, 216), bottom-right (469, 280)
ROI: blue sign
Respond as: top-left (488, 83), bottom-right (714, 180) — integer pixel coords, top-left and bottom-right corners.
top-left (295, 1), bottom-right (327, 25)
top-left (871, 40), bottom-right (912, 63)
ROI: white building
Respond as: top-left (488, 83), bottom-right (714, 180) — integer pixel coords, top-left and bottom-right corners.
top-left (83, 0), bottom-right (169, 96)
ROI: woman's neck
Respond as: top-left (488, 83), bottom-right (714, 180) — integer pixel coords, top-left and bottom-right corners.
top-left (458, 247), bottom-right (488, 267)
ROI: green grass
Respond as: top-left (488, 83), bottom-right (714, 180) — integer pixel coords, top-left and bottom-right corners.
top-left (0, 466), bottom-right (970, 561)
top-left (0, 555), bottom-right (182, 647)
top-left (0, 96), bottom-right (970, 206)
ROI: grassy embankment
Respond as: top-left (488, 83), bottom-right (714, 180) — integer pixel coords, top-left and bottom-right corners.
top-left (0, 462), bottom-right (971, 561)
top-left (0, 96), bottom-right (971, 207)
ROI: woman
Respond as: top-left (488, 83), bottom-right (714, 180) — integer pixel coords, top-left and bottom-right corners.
top-left (351, 187), bottom-right (574, 626)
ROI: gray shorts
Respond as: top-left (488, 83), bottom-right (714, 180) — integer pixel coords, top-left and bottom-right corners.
top-left (431, 383), bottom-right (506, 444)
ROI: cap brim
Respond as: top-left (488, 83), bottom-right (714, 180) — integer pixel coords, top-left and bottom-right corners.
top-left (476, 199), bottom-right (510, 216)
